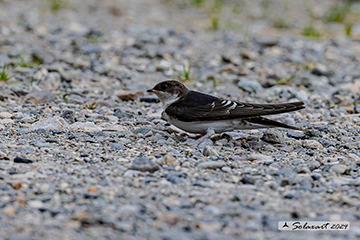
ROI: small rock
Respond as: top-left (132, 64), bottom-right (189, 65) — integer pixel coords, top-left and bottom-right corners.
top-left (326, 126), bottom-right (340, 134)
top-left (241, 175), bottom-right (256, 185)
top-left (24, 90), bottom-right (56, 105)
top-left (33, 68), bottom-right (49, 79)
top-left (287, 131), bottom-right (305, 139)
top-left (291, 159), bottom-right (305, 166)
top-left (203, 146), bottom-right (218, 157)
top-left (295, 90), bottom-right (308, 101)
top-left (248, 153), bottom-right (273, 162)
top-left (353, 177), bottom-right (360, 186)
top-left (0, 151), bottom-right (10, 160)
top-left (14, 156), bottom-right (34, 164)
top-left (241, 49), bottom-right (259, 60)
top-left (84, 192), bottom-right (99, 199)
top-left (144, 131), bottom-right (153, 137)
top-left (348, 153), bottom-right (360, 162)
top-left (197, 161), bottom-right (226, 169)
top-left (142, 177), bottom-right (158, 184)
top-left (330, 165), bottom-right (347, 175)
top-left (30, 139), bottom-right (52, 148)
top-left (114, 109), bottom-right (134, 119)
top-left (60, 109), bottom-right (75, 124)
top-left (163, 153), bottom-right (176, 166)
top-left (198, 139), bottom-right (214, 149)
top-left (2, 205), bottom-right (16, 216)
top-left (317, 138), bottom-right (333, 148)
top-left (159, 212), bottom-right (183, 226)
top-left (203, 205), bottom-right (222, 215)
top-left (123, 170), bottom-right (141, 178)
top-left (166, 172), bottom-right (185, 184)
top-left (299, 177), bottom-right (313, 189)
top-left (311, 68), bottom-right (332, 77)
top-left (0, 119), bottom-right (14, 124)
top-left (101, 124), bottom-right (127, 132)
top-left (130, 157), bottom-right (160, 172)
top-left (221, 166), bottom-right (231, 172)
top-left (140, 96), bottom-right (160, 103)
top-left (302, 140), bottom-right (323, 149)
top-left (87, 187), bottom-right (98, 193)
top-left (31, 116), bottom-right (70, 131)
top-left (156, 60), bottom-right (171, 71)
top-left (118, 90), bottom-right (144, 101)
top-left (294, 165), bottom-right (311, 174)
top-left (261, 129), bottom-right (285, 144)
top-left (28, 200), bottom-right (44, 208)
top-left (354, 105), bottom-right (360, 114)
top-left (0, 112), bottom-right (12, 119)
top-left (237, 79), bottom-right (263, 93)
top-left (40, 183), bottom-right (50, 192)
top-left (108, 143), bottom-right (127, 150)
top-left (73, 210), bottom-right (94, 224)
top-left (69, 122), bottom-right (102, 133)
top-left (280, 179), bottom-right (290, 186)
top-left (11, 182), bottom-right (22, 190)
top-left (255, 36), bottom-right (279, 47)
top-left (308, 161), bottom-right (321, 171)
top-left (80, 43), bottom-right (102, 54)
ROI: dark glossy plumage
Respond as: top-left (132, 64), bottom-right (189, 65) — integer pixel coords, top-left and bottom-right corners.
top-left (148, 80), bottom-right (305, 132)
top-left (165, 90), bottom-right (305, 122)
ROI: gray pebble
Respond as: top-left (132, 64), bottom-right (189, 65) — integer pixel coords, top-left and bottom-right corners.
top-left (129, 157), bottom-right (160, 173)
top-left (261, 129), bottom-right (285, 144)
top-left (60, 109), bottom-right (75, 124)
top-left (197, 161), bottom-right (226, 169)
top-left (203, 146), bottom-right (218, 157)
top-left (237, 79), bottom-right (263, 93)
top-left (329, 164), bottom-right (347, 175)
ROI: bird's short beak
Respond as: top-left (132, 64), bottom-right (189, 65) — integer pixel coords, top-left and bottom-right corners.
top-left (147, 89), bottom-right (156, 93)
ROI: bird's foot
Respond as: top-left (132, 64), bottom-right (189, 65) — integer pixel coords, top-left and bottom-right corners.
top-left (196, 128), bottom-right (215, 142)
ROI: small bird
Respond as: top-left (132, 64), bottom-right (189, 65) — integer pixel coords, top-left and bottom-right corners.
top-left (147, 80), bottom-right (305, 134)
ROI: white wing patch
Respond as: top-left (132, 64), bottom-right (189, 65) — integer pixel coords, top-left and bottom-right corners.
top-left (226, 101), bottom-right (237, 114)
top-left (211, 101), bottom-right (215, 109)
top-left (223, 100), bottom-right (232, 106)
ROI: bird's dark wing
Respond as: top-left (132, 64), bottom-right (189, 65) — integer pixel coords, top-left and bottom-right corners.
top-left (244, 116), bottom-right (302, 130)
top-left (165, 91), bottom-right (305, 122)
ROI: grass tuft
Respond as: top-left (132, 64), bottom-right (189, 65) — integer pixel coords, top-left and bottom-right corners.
top-left (29, 77), bottom-right (43, 87)
top-left (173, 61), bottom-right (198, 83)
top-left (0, 66), bottom-right (12, 82)
top-left (345, 23), bottom-right (353, 37)
top-left (83, 99), bottom-right (98, 110)
top-left (49, 0), bottom-right (67, 12)
top-left (190, 0), bottom-right (205, 7)
top-left (302, 24), bottom-right (322, 38)
top-left (276, 73), bottom-right (297, 85)
top-left (15, 56), bottom-right (41, 68)
top-left (210, 16), bottom-right (219, 31)
top-left (272, 17), bottom-right (290, 29)
top-left (324, 4), bottom-right (352, 23)
top-left (208, 0), bottom-right (223, 31)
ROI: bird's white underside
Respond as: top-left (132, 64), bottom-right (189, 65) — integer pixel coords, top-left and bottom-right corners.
top-left (162, 111), bottom-right (266, 134)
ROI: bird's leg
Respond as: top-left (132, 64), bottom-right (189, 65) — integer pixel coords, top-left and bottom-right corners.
top-left (196, 128), bottom-right (215, 142)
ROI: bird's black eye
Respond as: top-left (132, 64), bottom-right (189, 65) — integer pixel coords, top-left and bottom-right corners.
top-left (161, 83), bottom-right (169, 89)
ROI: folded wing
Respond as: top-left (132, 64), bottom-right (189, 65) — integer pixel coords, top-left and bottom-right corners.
top-left (165, 91), bottom-right (305, 122)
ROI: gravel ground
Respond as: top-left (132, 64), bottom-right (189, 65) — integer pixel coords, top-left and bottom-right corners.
top-left (1, 0), bottom-right (360, 239)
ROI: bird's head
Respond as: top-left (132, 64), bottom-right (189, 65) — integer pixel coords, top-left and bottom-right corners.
top-left (147, 80), bottom-right (188, 108)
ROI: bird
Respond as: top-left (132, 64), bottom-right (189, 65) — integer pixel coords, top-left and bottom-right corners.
top-left (147, 80), bottom-right (305, 134)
